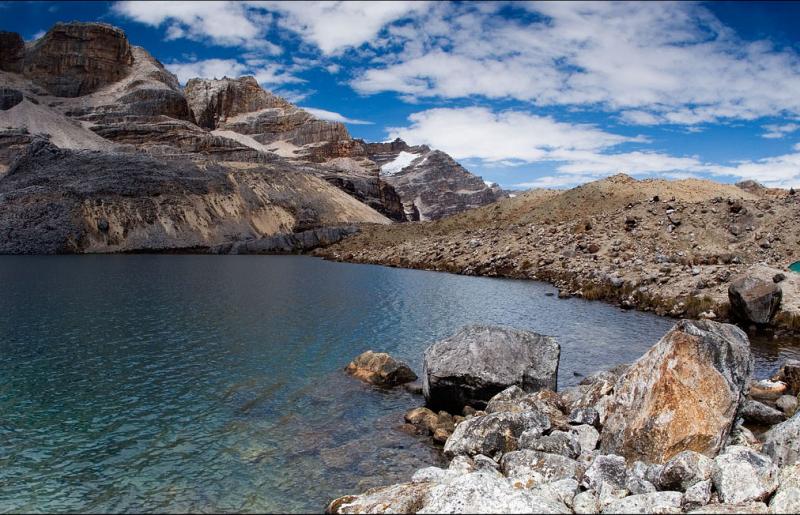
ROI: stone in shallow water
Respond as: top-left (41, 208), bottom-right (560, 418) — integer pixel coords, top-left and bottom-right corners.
top-left (443, 409), bottom-right (550, 458)
top-left (423, 325), bottom-right (560, 412)
top-left (776, 394), bottom-right (798, 416)
top-left (600, 319), bottom-right (753, 464)
top-left (762, 411), bottom-right (800, 467)
top-left (740, 399), bottom-right (785, 426)
top-left (772, 359), bottom-right (800, 396)
top-left (325, 481), bottom-right (432, 514)
top-left (345, 350), bottom-right (417, 387)
top-left (712, 445), bottom-right (778, 504)
top-left (728, 275), bottom-right (782, 325)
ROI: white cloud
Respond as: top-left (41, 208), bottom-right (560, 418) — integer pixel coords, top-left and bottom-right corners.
top-left (263, 1), bottom-right (430, 54)
top-left (112, 1), bottom-right (281, 52)
top-left (351, 2), bottom-right (800, 125)
top-left (166, 58), bottom-right (303, 88)
top-left (762, 123), bottom-right (800, 139)
top-left (387, 107), bottom-right (636, 163)
top-left (299, 107), bottom-right (372, 125)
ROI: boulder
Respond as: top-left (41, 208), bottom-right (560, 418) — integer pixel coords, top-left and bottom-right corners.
top-left (500, 450), bottom-right (583, 488)
top-left (740, 399), bottom-right (785, 426)
top-left (345, 350), bottom-right (417, 387)
top-left (600, 320), bottom-right (753, 464)
top-left (443, 410), bottom-right (550, 458)
top-left (569, 424), bottom-right (601, 454)
top-left (418, 471), bottom-right (571, 514)
top-left (656, 450), bottom-right (713, 491)
top-left (601, 491), bottom-right (683, 514)
top-left (770, 488), bottom-right (800, 514)
top-left (728, 275), bottom-right (782, 325)
top-left (569, 407), bottom-right (600, 427)
top-left (762, 411), bottom-right (800, 466)
top-left (751, 379), bottom-right (788, 401)
top-left (518, 430), bottom-right (581, 459)
top-left (573, 490), bottom-right (600, 514)
top-left (423, 325), bottom-right (560, 411)
top-left (581, 454), bottom-right (627, 491)
top-left (776, 394), bottom-right (798, 416)
top-left (683, 479), bottom-right (712, 510)
top-left (325, 481), bottom-right (432, 514)
top-left (688, 502), bottom-right (769, 514)
top-left (712, 446), bottom-right (778, 504)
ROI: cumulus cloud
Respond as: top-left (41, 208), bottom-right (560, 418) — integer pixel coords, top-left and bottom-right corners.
top-left (352, 2), bottom-right (800, 125)
top-left (300, 107), bottom-right (372, 125)
top-left (387, 107), bottom-right (637, 163)
top-left (762, 123), bottom-right (800, 139)
top-left (263, 1), bottom-right (429, 55)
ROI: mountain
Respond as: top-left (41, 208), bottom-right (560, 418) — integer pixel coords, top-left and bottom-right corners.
top-left (0, 22), bottom-right (503, 254)
top-left (317, 173), bottom-right (799, 327)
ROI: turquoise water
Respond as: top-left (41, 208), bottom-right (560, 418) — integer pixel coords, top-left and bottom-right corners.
top-left (791, 261), bottom-right (800, 273)
top-left (0, 255), bottom-right (797, 513)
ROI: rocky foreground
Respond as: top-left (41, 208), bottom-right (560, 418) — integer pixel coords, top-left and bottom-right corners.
top-left (334, 321), bottom-right (800, 514)
top-left (316, 174), bottom-right (800, 335)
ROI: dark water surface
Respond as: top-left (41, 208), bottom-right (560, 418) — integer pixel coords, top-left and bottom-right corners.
top-left (1, 255), bottom-right (797, 513)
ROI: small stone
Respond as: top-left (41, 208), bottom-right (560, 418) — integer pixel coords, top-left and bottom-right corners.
top-left (569, 424), bottom-right (600, 454)
top-left (501, 449), bottom-right (583, 488)
top-left (687, 501), bottom-right (769, 514)
top-left (776, 395), bottom-right (798, 416)
top-left (656, 450), bottom-right (714, 491)
top-left (345, 350), bottom-right (417, 387)
top-left (573, 490), bottom-right (600, 514)
top-left (762, 411), bottom-right (800, 467)
top-left (581, 454), bottom-right (627, 491)
top-left (683, 479), bottom-right (712, 510)
top-left (519, 430), bottom-right (581, 459)
top-left (569, 407), bottom-right (600, 427)
top-left (443, 410), bottom-right (550, 458)
top-left (741, 399), bottom-right (785, 426)
top-left (769, 487), bottom-right (800, 514)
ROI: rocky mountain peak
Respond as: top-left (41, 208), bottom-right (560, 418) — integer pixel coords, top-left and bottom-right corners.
top-left (18, 22), bottom-right (134, 97)
top-left (184, 76), bottom-right (291, 130)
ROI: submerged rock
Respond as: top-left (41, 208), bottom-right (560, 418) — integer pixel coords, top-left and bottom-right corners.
top-left (423, 325), bottom-right (560, 412)
top-left (345, 350), bottom-right (417, 387)
top-left (600, 320), bottom-right (753, 464)
top-left (728, 275), bottom-right (782, 325)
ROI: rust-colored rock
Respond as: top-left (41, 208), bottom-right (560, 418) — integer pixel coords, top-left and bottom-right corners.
top-left (600, 319), bottom-right (753, 464)
top-left (345, 350), bottom-right (417, 387)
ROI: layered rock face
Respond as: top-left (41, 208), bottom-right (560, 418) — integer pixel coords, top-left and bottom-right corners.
top-left (22, 23), bottom-right (134, 97)
top-left (600, 320), bottom-right (753, 464)
top-left (0, 139), bottom-right (388, 254)
top-left (184, 76), bottom-right (290, 130)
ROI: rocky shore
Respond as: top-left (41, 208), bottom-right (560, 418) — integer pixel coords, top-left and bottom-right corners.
top-left (315, 174), bottom-right (800, 335)
top-left (333, 320), bottom-right (800, 514)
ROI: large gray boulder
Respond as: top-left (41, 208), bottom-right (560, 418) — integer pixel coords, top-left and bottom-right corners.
top-left (423, 325), bottom-right (560, 411)
top-left (500, 449), bottom-right (583, 487)
top-left (728, 275), bottom-right (782, 325)
top-left (600, 320), bottom-right (753, 464)
top-left (656, 450), bottom-right (714, 491)
top-left (762, 410), bottom-right (800, 467)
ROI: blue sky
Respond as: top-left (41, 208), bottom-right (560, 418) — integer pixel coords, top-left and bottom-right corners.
top-left (4, 1), bottom-right (800, 189)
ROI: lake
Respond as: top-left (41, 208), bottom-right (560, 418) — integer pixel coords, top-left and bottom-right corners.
top-left (1, 255), bottom-right (797, 513)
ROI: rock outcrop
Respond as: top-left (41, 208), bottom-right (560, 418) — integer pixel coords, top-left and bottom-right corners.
top-left (345, 350), bottom-right (418, 387)
top-left (0, 32), bottom-right (25, 73)
top-left (600, 320), bottom-right (753, 464)
top-left (422, 325), bottom-right (560, 411)
top-left (22, 23), bottom-right (134, 97)
top-left (728, 275), bottom-right (782, 325)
